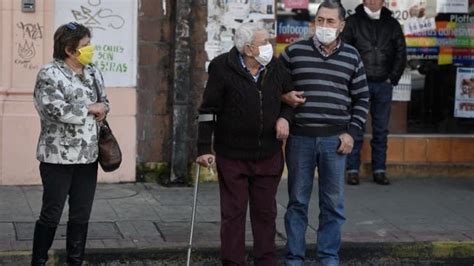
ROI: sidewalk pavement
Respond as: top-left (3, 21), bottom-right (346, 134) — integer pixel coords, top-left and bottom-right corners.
top-left (0, 176), bottom-right (474, 265)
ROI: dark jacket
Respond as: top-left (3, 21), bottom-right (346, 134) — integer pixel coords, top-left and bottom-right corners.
top-left (197, 47), bottom-right (293, 160)
top-left (342, 5), bottom-right (407, 86)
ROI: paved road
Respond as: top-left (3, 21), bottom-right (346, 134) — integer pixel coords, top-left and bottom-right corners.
top-left (0, 177), bottom-right (473, 264)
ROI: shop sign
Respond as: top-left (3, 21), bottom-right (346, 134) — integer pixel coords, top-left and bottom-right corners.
top-left (276, 18), bottom-right (310, 43)
top-left (276, 17), bottom-right (310, 55)
top-left (405, 13), bottom-right (474, 65)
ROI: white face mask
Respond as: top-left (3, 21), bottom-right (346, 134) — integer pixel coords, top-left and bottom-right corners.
top-left (364, 6), bottom-right (381, 20)
top-left (315, 26), bottom-right (338, 45)
top-left (254, 43), bottom-right (273, 66)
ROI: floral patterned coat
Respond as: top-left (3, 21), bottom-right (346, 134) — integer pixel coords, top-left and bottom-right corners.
top-left (33, 59), bottom-right (110, 164)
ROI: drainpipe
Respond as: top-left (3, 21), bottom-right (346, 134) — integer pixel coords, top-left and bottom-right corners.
top-left (169, 0), bottom-right (192, 183)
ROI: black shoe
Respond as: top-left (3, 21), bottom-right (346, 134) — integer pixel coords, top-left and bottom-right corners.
top-left (66, 222), bottom-right (89, 266)
top-left (373, 172), bottom-right (390, 185)
top-left (31, 221), bottom-right (57, 266)
top-left (346, 172), bottom-right (360, 185)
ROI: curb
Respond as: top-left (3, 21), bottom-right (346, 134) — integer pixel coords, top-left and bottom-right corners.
top-left (2, 241), bottom-right (473, 265)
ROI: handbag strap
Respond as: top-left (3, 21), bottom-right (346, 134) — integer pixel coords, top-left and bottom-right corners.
top-left (89, 67), bottom-right (108, 130)
top-left (90, 67), bottom-right (102, 103)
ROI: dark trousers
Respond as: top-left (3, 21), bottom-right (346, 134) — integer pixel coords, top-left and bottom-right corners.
top-left (38, 162), bottom-right (98, 227)
top-left (347, 82), bottom-right (393, 173)
top-left (216, 150), bottom-right (284, 266)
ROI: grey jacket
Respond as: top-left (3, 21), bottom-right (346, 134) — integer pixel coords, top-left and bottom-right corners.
top-left (33, 59), bottom-right (110, 164)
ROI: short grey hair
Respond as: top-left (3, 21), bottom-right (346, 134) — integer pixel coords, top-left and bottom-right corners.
top-left (234, 22), bottom-right (266, 54)
top-left (317, 0), bottom-right (346, 21)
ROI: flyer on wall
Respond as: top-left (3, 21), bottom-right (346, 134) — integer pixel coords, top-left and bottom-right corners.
top-left (205, 0), bottom-right (276, 65)
top-left (454, 67), bottom-right (474, 118)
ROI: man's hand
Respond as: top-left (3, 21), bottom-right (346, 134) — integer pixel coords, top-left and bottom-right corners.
top-left (196, 154), bottom-right (215, 168)
top-left (281, 91), bottom-right (306, 108)
top-left (88, 103), bottom-right (107, 121)
top-left (275, 118), bottom-right (289, 140)
top-left (337, 133), bottom-right (354, 155)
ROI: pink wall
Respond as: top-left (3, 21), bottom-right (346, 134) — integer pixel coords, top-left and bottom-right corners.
top-left (0, 0), bottom-right (136, 185)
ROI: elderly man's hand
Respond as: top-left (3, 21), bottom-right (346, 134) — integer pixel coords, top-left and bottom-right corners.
top-left (281, 91), bottom-right (306, 108)
top-left (275, 118), bottom-right (289, 140)
top-left (196, 154), bottom-right (215, 168)
top-left (337, 133), bottom-right (354, 155)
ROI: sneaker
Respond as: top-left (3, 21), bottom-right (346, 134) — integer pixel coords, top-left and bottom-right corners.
top-left (373, 172), bottom-right (390, 185)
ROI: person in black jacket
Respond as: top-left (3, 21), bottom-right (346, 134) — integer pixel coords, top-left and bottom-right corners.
top-left (342, 0), bottom-right (407, 185)
top-left (196, 22), bottom-right (293, 265)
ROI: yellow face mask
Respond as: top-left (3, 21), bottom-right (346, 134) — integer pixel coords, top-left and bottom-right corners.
top-left (76, 45), bottom-right (94, 65)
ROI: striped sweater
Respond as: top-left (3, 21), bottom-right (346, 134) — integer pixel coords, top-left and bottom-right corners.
top-left (280, 38), bottom-right (369, 139)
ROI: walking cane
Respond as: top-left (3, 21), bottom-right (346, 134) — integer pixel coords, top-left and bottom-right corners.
top-left (186, 162), bottom-right (201, 266)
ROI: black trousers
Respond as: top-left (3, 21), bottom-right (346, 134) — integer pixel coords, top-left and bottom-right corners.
top-left (38, 162), bottom-right (98, 227)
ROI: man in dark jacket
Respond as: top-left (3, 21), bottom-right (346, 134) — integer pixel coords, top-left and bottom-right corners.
top-left (342, 0), bottom-right (407, 185)
top-left (196, 22), bottom-right (293, 265)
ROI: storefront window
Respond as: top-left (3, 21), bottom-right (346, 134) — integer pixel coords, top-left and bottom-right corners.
top-left (276, 0), bottom-right (474, 134)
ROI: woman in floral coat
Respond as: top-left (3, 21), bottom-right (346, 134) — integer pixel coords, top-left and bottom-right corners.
top-left (31, 22), bottom-right (109, 266)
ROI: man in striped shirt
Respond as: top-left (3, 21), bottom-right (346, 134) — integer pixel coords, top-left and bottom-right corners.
top-left (280, 1), bottom-right (369, 265)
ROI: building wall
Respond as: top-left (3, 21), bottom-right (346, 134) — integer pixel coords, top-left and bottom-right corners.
top-left (1, 0), bottom-right (471, 185)
top-left (0, 0), bottom-right (136, 185)
top-left (136, 0), bottom-right (173, 165)
top-left (136, 0), bottom-right (208, 174)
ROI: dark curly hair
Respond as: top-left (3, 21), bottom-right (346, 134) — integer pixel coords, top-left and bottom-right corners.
top-left (53, 22), bottom-right (91, 60)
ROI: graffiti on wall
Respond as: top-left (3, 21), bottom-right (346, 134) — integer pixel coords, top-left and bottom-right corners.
top-left (55, 0), bottom-right (137, 86)
top-left (95, 44), bottom-right (127, 73)
top-left (14, 22), bottom-right (43, 70)
top-left (70, 0), bottom-right (125, 31)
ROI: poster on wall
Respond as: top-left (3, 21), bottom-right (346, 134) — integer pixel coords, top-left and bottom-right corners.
top-left (436, 0), bottom-right (469, 14)
top-left (454, 67), bottom-right (474, 118)
top-left (206, 0), bottom-right (275, 65)
top-left (55, 0), bottom-right (138, 87)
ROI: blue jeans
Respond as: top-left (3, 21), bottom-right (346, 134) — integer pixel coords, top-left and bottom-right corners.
top-left (284, 135), bottom-right (346, 266)
top-left (347, 82), bottom-right (393, 173)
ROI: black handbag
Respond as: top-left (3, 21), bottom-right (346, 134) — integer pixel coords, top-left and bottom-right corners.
top-left (92, 72), bottom-right (122, 172)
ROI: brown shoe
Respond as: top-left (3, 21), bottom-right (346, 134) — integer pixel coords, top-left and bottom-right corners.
top-left (373, 172), bottom-right (390, 185)
top-left (346, 172), bottom-right (360, 185)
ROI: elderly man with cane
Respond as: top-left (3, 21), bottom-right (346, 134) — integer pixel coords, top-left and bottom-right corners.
top-left (195, 22), bottom-right (294, 265)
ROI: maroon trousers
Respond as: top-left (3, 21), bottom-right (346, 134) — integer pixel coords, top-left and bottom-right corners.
top-left (216, 150), bottom-right (284, 266)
